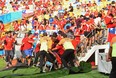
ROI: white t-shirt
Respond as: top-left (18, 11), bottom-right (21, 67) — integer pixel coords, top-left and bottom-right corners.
top-left (94, 17), bottom-right (101, 27)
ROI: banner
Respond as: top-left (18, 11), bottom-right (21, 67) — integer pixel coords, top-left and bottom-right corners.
top-left (0, 13), bottom-right (11, 24)
top-left (0, 11), bottom-right (22, 24)
top-left (10, 11), bottom-right (22, 22)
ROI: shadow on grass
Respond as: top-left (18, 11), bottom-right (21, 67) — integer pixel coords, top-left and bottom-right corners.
top-left (0, 58), bottom-right (109, 78)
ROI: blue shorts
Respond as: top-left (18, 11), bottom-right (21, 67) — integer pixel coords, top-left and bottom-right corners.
top-left (24, 48), bottom-right (33, 56)
top-left (0, 50), bottom-right (5, 55)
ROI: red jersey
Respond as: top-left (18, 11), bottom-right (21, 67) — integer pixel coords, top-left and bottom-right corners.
top-left (57, 35), bottom-right (62, 41)
top-left (0, 1), bottom-right (5, 8)
top-left (59, 20), bottom-right (66, 29)
top-left (74, 28), bottom-right (81, 42)
top-left (81, 25), bottom-right (87, 34)
top-left (0, 24), bottom-right (4, 31)
top-left (72, 39), bottom-right (79, 50)
top-left (22, 37), bottom-right (34, 50)
top-left (38, 25), bottom-right (44, 30)
top-left (34, 43), bottom-right (40, 53)
top-left (14, 23), bottom-right (20, 31)
top-left (104, 16), bottom-right (112, 25)
top-left (85, 24), bottom-right (91, 32)
top-left (56, 45), bottom-right (64, 56)
top-left (107, 23), bottom-right (116, 28)
top-left (4, 37), bottom-right (15, 50)
top-left (20, 37), bottom-right (28, 51)
top-left (53, 20), bottom-right (59, 25)
top-left (28, 0), bottom-right (32, 5)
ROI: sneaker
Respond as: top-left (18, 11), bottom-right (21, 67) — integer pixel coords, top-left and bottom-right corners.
top-left (5, 66), bottom-right (9, 69)
top-left (36, 64), bottom-right (40, 67)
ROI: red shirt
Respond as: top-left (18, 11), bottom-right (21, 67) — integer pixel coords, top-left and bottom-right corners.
top-left (4, 37), bottom-right (15, 50)
top-left (53, 20), bottom-right (59, 25)
top-left (56, 45), bottom-right (64, 56)
top-left (23, 37), bottom-right (34, 50)
top-left (20, 37), bottom-right (27, 51)
top-left (81, 25), bottom-right (87, 34)
top-left (34, 43), bottom-right (40, 53)
top-left (104, 16), bottom-right (112, 25)
top-left (34, 21), bottom-right (39, 27)
top-left (0, 1), bottom-right (5, 8)
top-left (74, 28), bottom-right (81, 41)
top-left (72, 39), bottom-right (79, 50)
top-left (28, 0), bottom-right (32, 5)
top-left (59, 20), bottom-right (66, 29)
top-left (85, 24), bottom-right (91, 32)
top-left (57, 35), bottom-right (62, 41)
top-left (54, 52), bottom-right (62, 64)
top-left (0, 24), bottom-right (4, 31)
top-left (107, 23), bottom-right (116, 28)
top-left (14, 23), bottom-right (19, 31)
top-left (38, 25), bottom-right (44, 30)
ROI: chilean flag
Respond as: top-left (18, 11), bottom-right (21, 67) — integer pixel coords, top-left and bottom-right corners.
top-left (108, 28), bottom-right (116, 42)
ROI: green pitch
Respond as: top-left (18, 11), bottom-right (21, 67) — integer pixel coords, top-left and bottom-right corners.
top-left (0, 58), bottom-right (109, 78)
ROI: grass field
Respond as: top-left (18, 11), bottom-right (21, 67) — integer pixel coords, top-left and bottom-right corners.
top-left (0, 58), bottom-right (109, 78)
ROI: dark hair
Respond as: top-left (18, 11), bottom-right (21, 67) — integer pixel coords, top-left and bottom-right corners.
top-left (58, 30), bottom-right (63, 35)
top-left (43, 32), bottom-right (47, 36)
top-left (43, 11), bottom-right (46, 15)
top-left (9, 31), bottom-right (13, 33)
top-left (52, 32), bottom-right (57, 37)
top-left (27, 31), bottom-right (32, 36)
top-left (80, 15), bottom-right (83, 18)
top-left (34, 18), bottom-right (38, 21)
top-left (27, 32), bottom-right (32, 36)
top-left (15, 21), bottom-right (18, 23)
top-left (43, 18), bottom-right (47, 25)
top-left (10, 1), bottom-right (12, 4)
top-left (109, 13), bottom-right (114, 17)
top-left (98, 13), bottom-right (102, 17)
top-left (0, 20), bottom-right (3, 24)
top-left (89, 14), bottom-right (94, 18)
top-left (111, 1), bottom-right (115, 4)
top-left (5, 31), bottom-right (9, 34)
top-left (71, 22), bottom-right (74, 26)
top-left (26, 20), bottom-right (29, 24)
top-left (68, 30), bottom-right (74, 34)
top-left (61, 33), bottom-right (67, 38)
top-left (13, 32), bottom-right (18, 36)
top-left (66, 26), bottom-right (70, 29)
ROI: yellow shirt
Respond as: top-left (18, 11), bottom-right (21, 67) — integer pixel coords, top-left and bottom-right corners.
top-left (58, 38), bottom-right (74, 50)
top-left (110, 36), bottom-right (116, 57)
top-left (63, 41), bottom-right (74, 50)
top-left (40, 36), bottom-right (53, 52)
top-left (40, 41), bottom-right (48, 52)
top-left (112, 43), bottom-right (116, 57)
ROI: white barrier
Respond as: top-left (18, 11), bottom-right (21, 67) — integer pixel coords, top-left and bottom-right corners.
top-left (46, 30), bottom-right (58, 35)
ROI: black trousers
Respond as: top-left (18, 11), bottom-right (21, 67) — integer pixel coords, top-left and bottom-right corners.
top-left (34, 52), bottom-right (40, 64)
top-left (5, 50), bottom-right (14, 64)
top-left (39, 50), bottom-right (53, 72)
top-left (110, 57), bottom-right (116, 78)
top-left (61, 49), bottom-right (75, 68)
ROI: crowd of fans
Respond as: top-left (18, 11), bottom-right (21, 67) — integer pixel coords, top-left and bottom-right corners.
top-left (0, 0), bottom-right (116, 73)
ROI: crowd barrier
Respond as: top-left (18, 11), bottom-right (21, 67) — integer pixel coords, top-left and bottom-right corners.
top-left (31, 30), bottom-right (58, 35)
top-left (46, 30), bottom-right (58, 35)
top-left (0, 11), bottom-right (22, 24)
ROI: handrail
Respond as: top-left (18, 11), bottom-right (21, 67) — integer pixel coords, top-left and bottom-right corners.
top-left (79, 44), bottom-right (109, 65)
